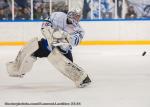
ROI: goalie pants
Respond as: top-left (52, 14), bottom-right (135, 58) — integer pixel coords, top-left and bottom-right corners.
top-left (32, 38), bottom-right (73, 62)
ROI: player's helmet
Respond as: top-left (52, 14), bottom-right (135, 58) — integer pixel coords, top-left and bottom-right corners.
top-left (67, 8), bottom-right (82, 23)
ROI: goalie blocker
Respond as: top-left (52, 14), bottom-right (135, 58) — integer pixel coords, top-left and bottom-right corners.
top-left (6, 38), bottom-right (91, 88)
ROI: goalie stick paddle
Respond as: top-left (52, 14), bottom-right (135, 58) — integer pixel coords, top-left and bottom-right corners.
top-left (142, 51), bottom-right (147, 56)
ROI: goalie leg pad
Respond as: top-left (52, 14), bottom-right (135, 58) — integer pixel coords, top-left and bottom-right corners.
top-left (7, 56), bottom-right (37, 77)
top-left (6, 37), bottom-right (39, 77)
top-left (47, 48), bottom-right (89, 87)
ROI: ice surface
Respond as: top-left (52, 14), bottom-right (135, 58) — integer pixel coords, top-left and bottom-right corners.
top-left (0, 45), bottom-right (150, 107)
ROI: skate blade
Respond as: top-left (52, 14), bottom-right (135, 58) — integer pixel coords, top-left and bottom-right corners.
top-left (78, 82), bottom-right (91, 88)
top-left (9, 74), bottom-right (24, 78)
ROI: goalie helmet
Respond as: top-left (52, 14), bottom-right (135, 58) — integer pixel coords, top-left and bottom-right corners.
top-left (67, 8), bottom-right (82, 23)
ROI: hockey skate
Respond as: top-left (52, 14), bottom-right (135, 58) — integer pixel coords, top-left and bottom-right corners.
top-left (77, 75), bottom-right (91, 88)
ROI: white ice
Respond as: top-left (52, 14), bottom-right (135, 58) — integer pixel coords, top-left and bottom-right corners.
top-left (0, 45), bottom-right (150, 107)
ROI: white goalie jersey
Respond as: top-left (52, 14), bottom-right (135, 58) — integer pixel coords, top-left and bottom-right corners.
top-left (41, 12), bottom-right (85, 50)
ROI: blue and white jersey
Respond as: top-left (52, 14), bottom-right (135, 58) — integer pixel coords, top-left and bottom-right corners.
top-left (41, 12), bottom-right (84, 47)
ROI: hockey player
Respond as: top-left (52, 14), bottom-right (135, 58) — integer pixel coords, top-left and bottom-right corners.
top-left (6, 8), bottom-right (91, 88)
